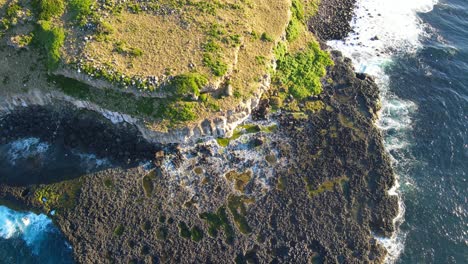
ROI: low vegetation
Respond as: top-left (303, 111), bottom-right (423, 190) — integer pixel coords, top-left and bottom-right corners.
top-left (190, 226), bottom-right (204, 242)
top-left (113, 224), bottom-right (124, 236)
top-left (168, 73), bottom-right (207, 99)
top-left (35, 179), bottom-right (81, 213)
top-left (178, 221), bottom-right (191, 239)
top-left (199, 206), bottom-right (235, 243)
top-left (225, 170), bottom-right (252, 192)
top-left (305, 176), bottom-right (349, 197)
top-left (69, 0), bottom-right (92, 25)
top-left (227, 195), bottom-right (253, 235)
top-left (0, 0), bottom-right (332, 130)
top-left (275, 42), bottom-right (333, 99)
top-left (33, 0), bottom-right (65, 20)
top-left (142, 171), bottom-right (155, 197)
top-left (34, 20), bottom-right (65, 70)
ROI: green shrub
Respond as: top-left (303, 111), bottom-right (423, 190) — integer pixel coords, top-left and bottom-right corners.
top-left (275, 42), bottom-right (333, 99)
top-left (225, 34), bottom-right (241, 47)
top-left (169, 73), bottom-right (207, 99)
top-left (130, 47), bottom-right (143, 57)
top-left (95, 20), bottom-right (114, 41)
top-left (202, 39), bottom-right (221, 52)
top-left (285, 17), bottom-right (302, 42)
top-left (260, 32), bottom-right (273, 42)
top-left (6, 3), bottom-right (22, 18)
top-left (69, 0), bottom-right (92, 24)
top-left (203, 53), bottom-right (228, 76)
top-left (163, 102), bottom-right (198, 123)
top-left (33, 0), bottom-right (65, 20)
top-left (291, 0), bottom-right (305, 21)
top-left (274, 42), bottom-right (287, 60)
top-left (199, 93), bottom-right (208, 102)
top-left (34, 20), bottom-right (65, 70)
top-left (207, 23), bottom-right (226, 39)
top-left (285, 0), bottom-right (306, 42)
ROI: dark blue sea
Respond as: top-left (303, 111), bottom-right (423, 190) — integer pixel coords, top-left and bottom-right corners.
top-left (0, 0), bottom-right (466, 263)
top-left (391, 0), bottom-right (467, 262)
top-left (330, 0), bottom-right (467, 262)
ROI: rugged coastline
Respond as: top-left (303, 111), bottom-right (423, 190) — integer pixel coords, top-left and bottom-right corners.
top-left (0, 0), bottom-right (400, 263)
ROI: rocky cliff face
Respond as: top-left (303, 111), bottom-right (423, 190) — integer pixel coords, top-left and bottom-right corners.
top-left (0, 74), bottom-right (269, 144)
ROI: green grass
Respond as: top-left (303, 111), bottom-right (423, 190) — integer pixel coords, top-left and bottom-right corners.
top-left (69, 0), bottom-right (92, 25)
top-left (275, 42), bottom-right (333, 99)
top-left (163, 102), bottom-right (198, 123)
top-left (50, 75), bottom-right (199, 126)
top-left (274, 42), bottom-right (287, 61)
top-left (34, 20), bottom-right (65, 70)
top-left (168, 73), bottom-right (207, 99)
top-left (285, 17), bottom-right (303, 42)
top-left (33, 0), bottom-right (65, 20)
top-left (216, 124), bottom-right (262, 147)
top-left (285, 0), bottom-right (306, 42)
top-left (202, 53), bottom-right (228, 77)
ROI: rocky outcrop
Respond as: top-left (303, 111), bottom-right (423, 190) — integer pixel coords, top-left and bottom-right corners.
top-left (0, 74), bottom-right (269, 144)
top-left (0, 51), bottom-right (398, 263)
top-left (308, 0), bottom-right (356, 40)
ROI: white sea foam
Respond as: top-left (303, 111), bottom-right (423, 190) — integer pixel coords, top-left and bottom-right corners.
top-left (328, 0), bottom-right (438, 262)
top-left (0, 206), bottom-right (53, 254)
top-left (6, 138), bottom-right (50, 165)
top-left (75, 152), bottom-right (110, 172)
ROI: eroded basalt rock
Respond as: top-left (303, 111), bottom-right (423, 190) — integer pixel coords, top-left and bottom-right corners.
top-left (0, 50), bottom-right (397, 263)
top-left (308, 0), bottom-right (356, 41)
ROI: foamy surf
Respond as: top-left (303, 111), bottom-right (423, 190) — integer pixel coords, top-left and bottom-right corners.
top-left (327, 0), bottom-right (438, 262)
top-left (0, 206), bottom-right (55, 254)
top-left (6, 138), bottom-right (50, 165)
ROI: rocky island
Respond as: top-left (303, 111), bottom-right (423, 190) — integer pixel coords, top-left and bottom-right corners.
top-left (0, 0), bottom-right (398, 263)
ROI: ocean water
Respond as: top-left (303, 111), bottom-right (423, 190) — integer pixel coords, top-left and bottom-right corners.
top-left (329, 0), bottom-right (467, 263)
top-left (0, 206), bottom-right (74, 263)
top-left (0, 137), bottom-right (113, 263)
